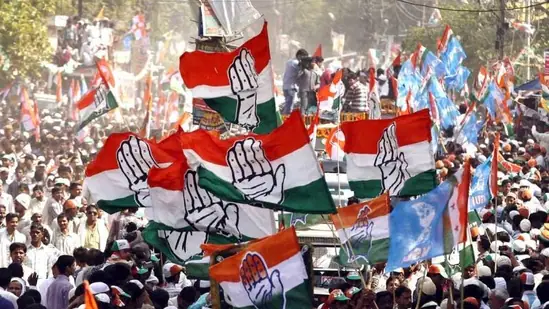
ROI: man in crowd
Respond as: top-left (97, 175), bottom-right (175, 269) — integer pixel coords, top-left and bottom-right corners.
top-left (25, 224), bottom-right (58, 280)
top-left (46, 255), bottom-right (75, 309)
top-left (52, 214), bottom-right (81, 255)
top-left (282, 49), bottom-right (309, 114)
top-left (0, 214), bottom-right (25, 267)
top-left (78, 204), bottom-right (108, 250)
top-left (28, 185), bottom-right (46, 217)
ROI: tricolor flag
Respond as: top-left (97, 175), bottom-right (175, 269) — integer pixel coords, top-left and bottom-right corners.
top-left (341, 109), bottom-right (436, 198)
top-left (317, 69), bottom-right (344, 112)
top-left (84, 133), bottom-right (177, 213)
top-left (325, 127), bottom-right (345, 161)
top-left (130, 14), bottom-right (147, 40)
top-left (331, 193), bottom-right (390, 266)
top-left (181, 110), bottom-right (336, 214)
top-left (307, 110), bottom-right (319, 148)
top-left (75, 62), bottom-right (119, 132)
top-left (411, 43), bottom-right (446, 78)
top-left (512, 20), bottom-right (535, 35)
top-left (209, 227), bottom-right (312, 309)
top-left (445, 158), bottom-right (471, 246)
top-left (146, 152), bottom-right (275, 241)
top-left (367, 68), bottom-right (381, 120)
top-left (20, 88), bottom-right (40, 140)
top-left (180, 22), bottom-right (277, 134)
top-left (84, 280), bottom-right (99, 309)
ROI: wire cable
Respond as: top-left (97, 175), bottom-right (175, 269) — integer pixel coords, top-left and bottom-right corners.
top-left (396, 0), bottom-right (549, 12)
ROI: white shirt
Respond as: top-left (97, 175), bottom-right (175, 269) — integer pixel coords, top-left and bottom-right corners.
top-left (0, 228), bottom-right (26, 267)
top-left (25, 243), bottom-right (57, 279)
top-left (52, 230), bottom-right (81, 255)
top-left (28, 198), bottom-right (47, 216)
top-left (43, 198), bottom-right (64, 226)
top-left (0, 193), bottom-right (14, 213)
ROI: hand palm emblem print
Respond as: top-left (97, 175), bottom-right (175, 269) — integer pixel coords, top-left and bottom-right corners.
top-left (229, 49), bottom-right (260, 130)
top-left (228, 138), bottom-right (286, 205)
top-left (374, 123), bottom-right (410, 195)
top-left (346, 205), bottom-right (374, 263)
top-left (239, 253), bottom-right (285, 309)
top-left (117, 136), bottom-right (159, 207)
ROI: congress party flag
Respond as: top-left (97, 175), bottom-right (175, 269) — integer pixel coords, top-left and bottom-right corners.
top-left (181, 111), bottom-right (336, 214)
top-left (317, 69), bottom-right (344, 112)
top-left (146, 156), bottom-right (276, 241)
top-left (341, 109), bottom-right (436, 198)
top-left (180, 22), bottom-right (277, 134)
top-left (84, 133), bottom-right (177, 213)
top-left (307, 110), bottom-right (319, 148)
top-left (386, 174), bottom-right (454, 271)
top-left (209, 227), bottom-right (312, 309)
top-left (331, 193), bottom-right (390, 266)
top-left (469, 157), bottom-right (492, 211)
top-left (325, 127), bottom-right (345, 161)
top-left (76, 62), bottom-right (119, 132)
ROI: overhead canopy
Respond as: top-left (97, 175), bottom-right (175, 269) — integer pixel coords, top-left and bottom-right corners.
top-left (515, 77), bottom-right (541, 92)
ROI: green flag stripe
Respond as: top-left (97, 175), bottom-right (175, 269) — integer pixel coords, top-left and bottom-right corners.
top-left (228, 281), bottom-right (312, 309)
top-left (198, 167), bottom-right (336, 214)
top-left (204, 97), bottom-right (278, 134)
top-left (337, 238), bottom-right (389, 266)
top-left (77, 90), bottom-right (118, 131)
top-left (349, 170), bottom-right (437, 198)
top-left (98, 195), bottom-right (138, 214)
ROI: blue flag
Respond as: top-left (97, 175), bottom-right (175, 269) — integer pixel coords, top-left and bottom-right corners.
top-left (469, 157), bottom-right (492, 211)
top-left (386, 180), bottom-right (453, 271)
top-left (397, 60), bottom-right (422, 110)
top-left (415, 77), bottom-right (459, 129)
top-left (445, 66), bottom-right (470, 91)
top-left (483, 82), bottom-right (504, 118)
top-left (420, 49), bottom-right (447, 79)
top-left (459, 111), bottom-right (481, 146)
top-left (440, 37), bottom-right (467, 75)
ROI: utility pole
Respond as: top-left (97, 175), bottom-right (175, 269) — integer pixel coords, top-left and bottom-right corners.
top-left (78, 0), bottom-right (83, 17)
top-left (497, 0), bottom-right (505, 60)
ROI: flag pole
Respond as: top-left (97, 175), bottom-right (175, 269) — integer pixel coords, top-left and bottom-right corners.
top-left (414, 264), bottom-right (428, 309)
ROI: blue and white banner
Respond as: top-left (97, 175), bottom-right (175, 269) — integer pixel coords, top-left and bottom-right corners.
top-left (386, 181), bottom-right (452, 271)
top-left (469, 157), bottom-right (492, 211)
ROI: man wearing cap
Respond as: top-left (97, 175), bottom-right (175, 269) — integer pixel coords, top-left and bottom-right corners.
top-left (162, 262), bottom-right (189, 298)
top-left (13, 193), bottom-right (31, 234)
top-left (107, 239), bottom-right (132, 264)
top-left (25, 224), bottom-right (57, 279)
top-left (52, 214), bottom-right (81, 255)
top-left (320, 289), bottom-right (349, 309)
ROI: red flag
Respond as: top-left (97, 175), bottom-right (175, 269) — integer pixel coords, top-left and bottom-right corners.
top-left (391, 52), bottom-right (401, 68)
top-left (428, 92), bottom-right (438, 122)
top-left (490, 133), bottom-right (500, 197)
top-left (95, 59), bottom-right (115, 87)
top-left (313, 44), bottom-right (322, 58)
top-left (56, 72), bottom-right (63, 105)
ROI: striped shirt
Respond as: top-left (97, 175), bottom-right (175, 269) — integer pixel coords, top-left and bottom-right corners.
top-left (344, 81), bottom-right (369, 113)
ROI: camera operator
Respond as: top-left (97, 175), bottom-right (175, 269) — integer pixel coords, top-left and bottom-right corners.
top-left (282, 49), bottom-right (309, 114)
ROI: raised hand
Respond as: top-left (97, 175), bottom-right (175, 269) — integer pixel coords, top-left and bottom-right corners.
top-left (374, 123), bottom-right (398, 166)
top-left (183, 170), bottom-right (241, 238)
top-left (229, 49), bottom-right (260, 130)
top-left (227, 138), bottom-right (286, 205)
top-left (350, 206), bottom-right (374, 246)
top-left (116, 136), bottom-right (159, 207)
top-left (163, 230), bottom-right (208, 262)
top-left (374, 123), bottom-right (410, 195)
top-left (240, 253), bottom-right (285, 309)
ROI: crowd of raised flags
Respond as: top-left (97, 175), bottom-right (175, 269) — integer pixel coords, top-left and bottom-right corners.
top-left (31, 14), bottom-right (548, 309)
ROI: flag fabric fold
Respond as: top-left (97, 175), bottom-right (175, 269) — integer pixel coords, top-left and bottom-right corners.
top-left (84, 133), bottom-right (178, 212)
top-left (209, 227), bottom-right (312, 309)
top-left (181, 111), bottom-right (336, 214)
top-left (469, 157), bottom-right (492, 211)
top-left (341, 109), bottom-right (436, 198)
top-left (331, 193), bottom-right (390, 266)
top-left (180, 22), bottom-right (277, 134)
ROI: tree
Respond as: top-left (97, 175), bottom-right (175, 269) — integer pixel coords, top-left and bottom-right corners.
top-left (0, 0), bottom-right (55, 85)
